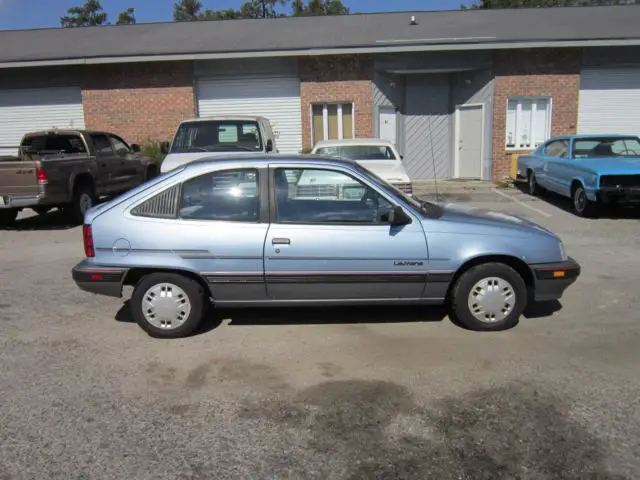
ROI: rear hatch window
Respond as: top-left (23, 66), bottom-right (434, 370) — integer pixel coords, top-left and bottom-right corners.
top-left (21, 134), bottom-right (87, 154)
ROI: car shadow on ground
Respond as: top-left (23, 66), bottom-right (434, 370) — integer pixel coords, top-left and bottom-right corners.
top-left (116, 299), bottom-right (561, 337)
top-left (514, 183), bottom-right (640, 219)
top-left (0, 208), bottom-right (78, 231)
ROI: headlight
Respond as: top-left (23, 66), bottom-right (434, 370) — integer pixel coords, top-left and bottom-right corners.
top-left (559, 241), bottom-right (568, 261)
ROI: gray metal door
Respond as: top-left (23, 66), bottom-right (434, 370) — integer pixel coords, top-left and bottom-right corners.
top-left (457, 105), bottom-right (483, 179)
top-left (379, 106), bottom-right (397, 145)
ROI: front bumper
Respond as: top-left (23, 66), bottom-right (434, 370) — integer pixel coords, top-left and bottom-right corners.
top-left (597, 186), bottom-right (640, 205)
top-left (72, 260), bottom-right (128, 298)
top-left (531, 257), bottom-right (581, 302)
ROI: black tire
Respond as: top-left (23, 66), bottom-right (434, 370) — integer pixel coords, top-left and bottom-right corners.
top-left (571, 183), bottom-right (597, 218)
top-left (130, 272), bottom-right (206, 339)
top-left (65, 183), bottom-right (95, 224)
top-left (449, 262), bottom-right (527, 332)
top-left (0, 209), bottom-right (18, 226)
top-left (527, 171), bottom-right (539, 196)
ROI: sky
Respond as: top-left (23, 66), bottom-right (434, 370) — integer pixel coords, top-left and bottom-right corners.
top-left (0, 0), bottom-right (470, 31)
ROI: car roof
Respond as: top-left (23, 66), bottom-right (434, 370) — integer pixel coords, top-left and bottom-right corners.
top-left (179, 115), bottom-right (268, 123)
top-left (185, 153), bottom-right (360, 170)
top-left (546, 134), bottom-right (640, 142)
top-left (313, 138), bottom-right (396, 148)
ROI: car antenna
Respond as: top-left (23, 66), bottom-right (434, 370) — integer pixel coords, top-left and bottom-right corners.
top-left (426, 115), bottom-right (440, 203)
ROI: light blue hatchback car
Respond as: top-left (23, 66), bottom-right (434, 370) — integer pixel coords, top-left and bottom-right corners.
top-left (72, 155), bottom-right (580, 338)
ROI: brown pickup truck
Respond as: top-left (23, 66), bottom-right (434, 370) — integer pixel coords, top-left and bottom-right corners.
top-left (0, 129), bottom-right (158, 225)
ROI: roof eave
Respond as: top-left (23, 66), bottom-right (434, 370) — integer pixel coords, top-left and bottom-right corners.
top-left (2, 37), bottom-right (640, 69)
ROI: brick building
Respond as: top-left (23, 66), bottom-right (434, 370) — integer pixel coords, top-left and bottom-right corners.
top-left (1, 5), bottom-right (639, 181)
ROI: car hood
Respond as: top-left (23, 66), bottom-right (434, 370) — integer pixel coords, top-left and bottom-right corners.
top-left (579, 157), bottom-right (640, 175)
top-left (355, 160), bottom-right (411, 183)
top-left (434, 202), bottom-right (557, 238)
top-left (160, 151), bottom-right (258, 173)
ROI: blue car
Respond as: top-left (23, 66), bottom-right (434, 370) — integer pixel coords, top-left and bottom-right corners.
top-left (517, 134), bottom-right (640, 217)
top-left (72, 155), bottom-right (579, 338)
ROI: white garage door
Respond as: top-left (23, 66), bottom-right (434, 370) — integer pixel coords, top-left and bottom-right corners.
top-left (0, 87), bottom-right (86, 155)
top-left (196, 74), bottom-right (302, 154)
top-left (578, 67), bottom-right (640, 136)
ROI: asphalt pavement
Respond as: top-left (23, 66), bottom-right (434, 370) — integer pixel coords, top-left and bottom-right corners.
top-left (0, 188), bottom-right (639, 479)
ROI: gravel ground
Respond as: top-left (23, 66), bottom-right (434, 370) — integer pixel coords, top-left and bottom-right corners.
top-left (0, 190), bottom-right (639, 480)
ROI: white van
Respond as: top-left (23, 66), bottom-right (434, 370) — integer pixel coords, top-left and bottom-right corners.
top-left (311, 138), bottom-right (413, 194)
top-left (160, 115), bottom-right (277, 174)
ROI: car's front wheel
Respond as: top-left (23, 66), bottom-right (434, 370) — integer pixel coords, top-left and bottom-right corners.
top-left (449, 262), bottom-right (527, 331)
top-left (131, 272), bottom-right (206, 339)
top-left (572, 184), bottom-right (597, 218)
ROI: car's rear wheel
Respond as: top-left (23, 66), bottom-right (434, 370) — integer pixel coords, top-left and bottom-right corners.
top-left (449, 262), bottom-right (526, 331)
top-left (527, 171), bottom-right (538, 196)
top-left (571, 183), bottom-right (597, 218)
top-left (131, 272), bottom-right (206, 339)
top-left (65, 183), bottom-right (96, 224)
top-left (0, 209), bottom-right (18, 226)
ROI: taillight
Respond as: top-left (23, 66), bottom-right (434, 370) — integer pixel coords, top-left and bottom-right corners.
top-left (36, 166), bottom-right (48, 185)
top-left (83, 224), bottom-right (95, 258)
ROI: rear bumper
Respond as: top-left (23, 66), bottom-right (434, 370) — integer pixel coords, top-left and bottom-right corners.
top-left (72, 260), bottom-right (128, 298)
top-left (597, 186), bottom-right (640, 205)
top-left (0, 193), bottom-right (45, 209)
top-left (530, 257), bottom-right (581, 302)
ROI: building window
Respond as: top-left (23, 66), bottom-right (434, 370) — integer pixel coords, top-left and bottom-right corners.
top-left (506, 97), bottom-right (552, 150)
top-left (311, 103), bottom-right (355, 145)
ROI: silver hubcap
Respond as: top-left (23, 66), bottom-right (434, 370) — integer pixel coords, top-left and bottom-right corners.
top-left (142, 283), bottom-right (191, 330)
top-left (79, 193), bottom-right (92, 214)
top-left (574, 188), bottom-right (586, 212)
top-left (468, 277), bottom-right (516, 323)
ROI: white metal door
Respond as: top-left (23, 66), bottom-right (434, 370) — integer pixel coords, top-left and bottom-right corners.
top-left (455, 104), bottom-right (484, 179)
top-left (0, 87), bottom-right (85, 155)
top-left (378, 106), bottom-right (397, 145)
top-left (196, 74), bottom-right (302, 153)
top-left (578, 67), bottom-right (640, 135)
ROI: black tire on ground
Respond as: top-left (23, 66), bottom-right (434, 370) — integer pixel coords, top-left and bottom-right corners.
top-left (130, 272), bottom-right (206, 339)
top-left (571, 183), bottom-right (597, 218)
top-left (0, 209), bottom-right (18, 226)
top-left (449, 262), bottom-right (527, 332)
top-left (65, 182), bottom-right (95, 224)
top-left (527, 171), bottom-right (538, 196)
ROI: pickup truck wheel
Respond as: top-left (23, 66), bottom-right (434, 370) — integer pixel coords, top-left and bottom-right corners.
top-left (66, 184), bottom-right (95, 224)
top-left (131, 272), bottom-right (205, 339)
top-left (572, 184), bottom-right (597, 218)
top-left (0, 209), bottom-right (18, 226)
top-left (527, 171), bottom-right (538, 196)
top-left (449, 263), bottom-right (526, 332)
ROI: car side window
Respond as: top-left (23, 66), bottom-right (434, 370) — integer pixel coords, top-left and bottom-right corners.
top-left (274, 167), bottom-right (394, 225)
top-left (109, 135), bottom-right (130, 155)
top-left (90, 134), bottom-right (114, 155)
top-left (179, 169), bottom-right (259, 222)
top-left (544, 140), bottom-right (568, 158)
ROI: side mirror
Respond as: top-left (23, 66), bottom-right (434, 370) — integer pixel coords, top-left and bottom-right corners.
top-left (400, 155), bottom-right (404, 160)
top-left (160, 141), bottom-right (170, 154)
top-left (265, 139), bottom-right (274, 153)
top-left (131, 143), bottom-right (141, 153)
top-left (384, 205), bottom-right (412, 226)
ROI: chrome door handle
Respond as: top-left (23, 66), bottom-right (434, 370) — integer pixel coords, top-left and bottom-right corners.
top-left (272, 238), bottom-right (290, 245)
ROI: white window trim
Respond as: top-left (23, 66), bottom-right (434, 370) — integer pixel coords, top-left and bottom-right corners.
top-left (310, 102), bottom-right (356, 144)
top-left (505, 96), bottom-right (553, 152)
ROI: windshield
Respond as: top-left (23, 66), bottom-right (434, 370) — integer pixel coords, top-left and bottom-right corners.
top-left (573, 137), bottom-right (640, 158)
top-left (315, 145), bottom-right (397, 160)
top-left (353, 163), bottom-right (442, 218)
top-left (170, 120), bottom-right (263, 153)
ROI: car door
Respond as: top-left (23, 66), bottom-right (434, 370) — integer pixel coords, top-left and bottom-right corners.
top-left (538, 139), bottom-right (566, 194)
top-left (264, 164), bottom-right (429, 301)
top-left (88, 133), bottom-right (119, 193)
top-left (171, 166), bottom-right (269, 303)
top-left (108, 134), bottom-right (143, 189)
